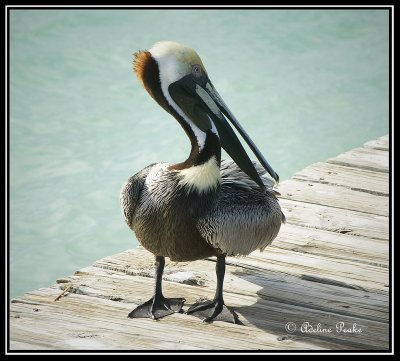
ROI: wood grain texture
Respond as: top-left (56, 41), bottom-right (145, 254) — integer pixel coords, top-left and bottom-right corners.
top-left (364, 135), bottom-right (389, 151)
top-left (278, 179), bottom-right (388, 216)
top-left (290, 162), bottom-right (388, 196)
top-left (327, 147), bottom-right (389, 173)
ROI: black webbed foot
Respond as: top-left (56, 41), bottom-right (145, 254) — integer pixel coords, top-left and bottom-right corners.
top-left (128, 296), bottom-right (185, 320)
top-left (186, 297), bottom-right (243, 325)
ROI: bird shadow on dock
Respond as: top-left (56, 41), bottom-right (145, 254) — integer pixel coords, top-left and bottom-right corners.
top-left (227, 265), bottom-right (389, 350)
top-left (85, 249), bottom-right (388, 350)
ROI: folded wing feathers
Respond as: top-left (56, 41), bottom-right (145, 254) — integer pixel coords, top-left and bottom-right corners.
top-left (220, 159), bottom-right (276, 192)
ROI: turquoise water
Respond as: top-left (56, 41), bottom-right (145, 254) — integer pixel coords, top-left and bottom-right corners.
top-left (9, 9), bottom-right (389, 299)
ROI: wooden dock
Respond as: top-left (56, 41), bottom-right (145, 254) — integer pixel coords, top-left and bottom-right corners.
top-left (9, 135), bottom-right (390, 351)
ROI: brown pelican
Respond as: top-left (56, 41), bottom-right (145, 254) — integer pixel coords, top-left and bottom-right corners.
top-left (120, 41), bottom-right (285, 324)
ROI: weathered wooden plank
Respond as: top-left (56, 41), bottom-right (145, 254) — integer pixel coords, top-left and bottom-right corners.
top-left (364, 135), bottom-right (389, 151)
top-left (229, 247), bottom-right (388, 294)
top-left (290, 162), bottom-right (389, 196)
top-left (272, 223), bottom-right (388, 268)
top-left (280, 198), bottom-right (389, 241)
top-left (90, 251), bottom-right (389, 321)
top-left (10, 262), bottom-right (389, 350)
top-left (10, 285), bottom-right (331, 350)
top-left (327, 147), bottom-right (389, 173)
top-left (278, 179), bottom-right (388, 216)
top-left (92, 245), bottom-right (388, 311)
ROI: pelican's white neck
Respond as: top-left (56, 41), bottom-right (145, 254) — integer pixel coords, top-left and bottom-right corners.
top-left (150, 45), bottom-right (211, 150)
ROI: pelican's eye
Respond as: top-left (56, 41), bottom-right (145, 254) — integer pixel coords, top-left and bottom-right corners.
top-left (192, 64), bottom-right (202, 78)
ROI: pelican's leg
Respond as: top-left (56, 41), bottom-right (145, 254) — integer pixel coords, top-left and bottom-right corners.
top-left (128, 256), bottom-right (185, 320)
top-left (187, 255), bottom-right (242, 324)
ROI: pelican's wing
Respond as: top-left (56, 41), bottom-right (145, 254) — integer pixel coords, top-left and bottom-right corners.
top-left (220, 159), bottom-right (276, 192)
top-left (120, 163), bottom-right (156, 229)
top-left (197, 159), bottom-right (285, 257)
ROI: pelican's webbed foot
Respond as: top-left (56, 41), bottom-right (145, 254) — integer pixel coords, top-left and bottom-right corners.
top-left (186, 297), bottom-right (242, 324)
top-left (128, 256), bottom-right (185, 320)
top-left (128, 296), bottom-right (185, 320)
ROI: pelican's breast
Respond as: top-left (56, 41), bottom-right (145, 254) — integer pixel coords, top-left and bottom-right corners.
top-left (131, 163), bottom-right (218, 262)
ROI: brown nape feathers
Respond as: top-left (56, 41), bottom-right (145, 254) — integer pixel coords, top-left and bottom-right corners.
top-left (133, 50), bottom-right (152, 87)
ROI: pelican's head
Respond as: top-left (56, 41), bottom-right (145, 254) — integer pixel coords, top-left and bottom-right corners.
top-left (133, 41), bottom-right (279, 186)
top-left (141, 41), bottom-right (206, 87)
